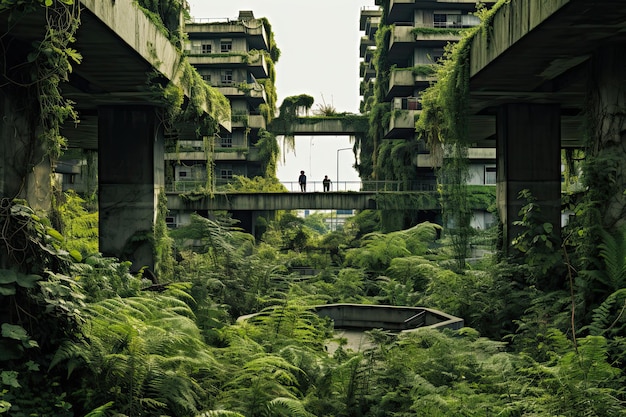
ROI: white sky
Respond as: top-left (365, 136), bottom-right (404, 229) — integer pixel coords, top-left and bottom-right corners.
top-left (187, 0), bottom-right (371, 190)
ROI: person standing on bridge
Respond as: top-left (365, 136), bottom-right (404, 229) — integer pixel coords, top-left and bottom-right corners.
top-left (323, 175), bottom-right (331, 192)
top-left (299, 170), bottom-right (307, 192)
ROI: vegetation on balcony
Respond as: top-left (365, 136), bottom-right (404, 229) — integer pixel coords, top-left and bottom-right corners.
top-left (390, 64), bottom-right (438, 77)
top-left (411, 26), bottom-right (466, 36)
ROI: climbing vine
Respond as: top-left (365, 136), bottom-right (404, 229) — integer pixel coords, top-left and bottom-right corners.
top-left (0, 0), bottom-right (81, 161)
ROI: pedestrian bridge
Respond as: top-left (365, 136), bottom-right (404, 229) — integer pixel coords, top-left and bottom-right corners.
top-left (166, 190), bottom-right (439, 211)
top-left (166, 180), bottom-right (439, 211)
top-left (269, 115), bottom-right (368, 137)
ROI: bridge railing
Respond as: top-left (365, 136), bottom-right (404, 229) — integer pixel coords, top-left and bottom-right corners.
top-left (281, 180), bottom-right (437, 192)
top-left (166, 180), bottom-right (437, 193)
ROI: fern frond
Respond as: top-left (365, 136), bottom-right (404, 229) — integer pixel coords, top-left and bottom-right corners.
top-left (83, 401), bottom-right (114, 417)
top-left (597, 227), bottom-right (626, 291)
top-left (266, 397), bottom-right (315, 417)
top-left (584, 288), bottom-right (626, 336)
top-left (196, 410), bottom-right (246, 417)
top-left (48, 339), bottom-right (90, 376)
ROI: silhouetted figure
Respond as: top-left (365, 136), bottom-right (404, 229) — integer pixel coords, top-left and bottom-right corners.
top-left (299, 170), bottom-right (307, 192)
top-left (323, 175), bottom-right (331, 192)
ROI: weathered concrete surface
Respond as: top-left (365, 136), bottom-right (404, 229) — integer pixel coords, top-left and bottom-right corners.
top-left (314, 304), bottom-right (464, 331)
top-left (168, 192), bottom-right (377, 211)
top-left (59, 0), bottom-right (230, 149)
top-left (99, 106), bottom-right (164, 271)
top-left (166, 191), bottom-right (440, 211)
top-left (270, 117), bottom-right (368, 136)
top-left (467, 0), bottom-right (626, 147)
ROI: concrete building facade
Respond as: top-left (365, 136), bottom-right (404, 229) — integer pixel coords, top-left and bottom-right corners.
top-left (359, 0), bottom-right (497, 229)
top-left (164, 11), bottom-right (276, 228)
top-left (167, 11), bottom-right (272, 193)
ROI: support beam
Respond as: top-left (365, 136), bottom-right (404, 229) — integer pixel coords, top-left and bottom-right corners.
top-left (0, 88), bottom-right (51, 213)
top-left (496, 103), bottom-right (561, 250)
top-left (98, 106), bottom-right (164, 272)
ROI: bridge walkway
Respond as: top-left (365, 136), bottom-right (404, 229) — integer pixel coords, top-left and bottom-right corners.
top-left (269, 116), bottom-right (368, 137)
top-left (166, 181), bottom-right (440, 211)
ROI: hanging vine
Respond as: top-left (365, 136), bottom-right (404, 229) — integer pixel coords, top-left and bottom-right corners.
top-left (0, 0), bottom-right (81, 162)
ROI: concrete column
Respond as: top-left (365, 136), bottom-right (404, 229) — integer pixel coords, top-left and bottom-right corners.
top-left (0, 90), bottom-right (51, 212)
top-left (496, 103), bottom-right (561, 249)
top-left (98, 106), bottom-right (164, 271)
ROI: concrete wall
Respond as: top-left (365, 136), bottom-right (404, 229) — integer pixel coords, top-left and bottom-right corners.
top-left (469, 0), bottom-right (569, 78)
top-left (314, 304), bottom-right (464, 331)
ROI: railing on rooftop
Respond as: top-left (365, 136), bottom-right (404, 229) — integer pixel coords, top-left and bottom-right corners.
top-left (187, 17), bottom-right (238, 24)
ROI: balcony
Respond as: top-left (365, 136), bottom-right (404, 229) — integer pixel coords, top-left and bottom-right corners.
top-left (359, 60), bottom-right (376, 82)
top-left (185, 18), bottom-right (269, 51)
top-left (217, 83), bottom-right (267, 106)
top-left (387, 0), bottom-right (415, 24)
top-left (387, 25), bottom-right (415, 64)
top-left (231, 114), bottom-right (267, 130)
top-left (384, 97), bottom-right (421, 139)
top-left (187, 52), bottom-right (268, 79)
top-left (387, 70), bottom-right (414, 100)
top-left (386, 67), bottom-right (436, 100)
top-left (415, 153), bottom-right (439, 168)
top-left (246, 52), bottom-right (269, 79)
top-left (414, 29), bottom-right (462, 47)
top-left (360, 7), bottom-right (382, 31)
top-left (363, 45), bottom-right (376, 63)
top-left (416, 148), bottom-right (496, 169)
top-left (365, 16), bottom-right (380, 39)
top-left (359, 35), bottom-right (375, 57)
top-left (213, 148), bottom-right (249, 161)
top-left (384, 109), bottom-right (419, 139)
top-left (360, 79), bottom-right (373, 96)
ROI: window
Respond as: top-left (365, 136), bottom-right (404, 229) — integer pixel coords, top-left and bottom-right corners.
top-left (433, 14), bottom-right (447, 28)
top-left (201, 43), bottom-right (212, 54)
top-left (220, 169), bottom-right (233, 179)
top-left (202, 74), bottom-right (211, 83)
top-left (220, 40), bottom-right (232, 53)
top-left (485, 166), bottom-right (496, 185)
top-left (433, 12), bottom-right (461, 28)
top-left (220, 136), bottom-right (232, 148)
top-left (221, 70), bottom-right (233, 84)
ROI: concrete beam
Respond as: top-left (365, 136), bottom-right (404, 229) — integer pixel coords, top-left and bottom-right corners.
top-left (166, 191), bottom-right (440, 211)
top-left (270, 116), bottom-right (368, 137)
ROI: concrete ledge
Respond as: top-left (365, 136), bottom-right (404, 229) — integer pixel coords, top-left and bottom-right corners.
top-left (237, 303), bottom-right (464, 333)
top-left (313, 303), bottom-right (464, 332)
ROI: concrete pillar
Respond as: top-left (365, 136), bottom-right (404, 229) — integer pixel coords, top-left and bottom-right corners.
top-left (0, 90), bottom-right (52, 212)
top-left (496, 103), bottom-right (561, 249)
top-left (98, 106), bottom-right (164, 271)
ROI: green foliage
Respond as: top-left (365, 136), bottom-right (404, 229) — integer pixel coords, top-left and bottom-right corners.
top-left (56, 190), bottom-right (98, 256)
top-left (278, 94), bottom-right (315, 117)
top-left (222, 175), bottom-right (287, 192)
top-left (2, 192), bottom-right (626, 416)
top-left (254, 128), bottom-right (281, 177)
top-left (511, 190), bottom-right (564, 289)
top-left (345, 222), bottom-right (441, 272)
top-left (79, 290), bottom-right (217, 416)
top-left (373, 191), bottom-right (439, 210)
top-left (154, 189), bottom-right (175, 280)
top-left (411, 26), bottom-right (465, 36)
top-left (136, 0), bottom-right (187, 48)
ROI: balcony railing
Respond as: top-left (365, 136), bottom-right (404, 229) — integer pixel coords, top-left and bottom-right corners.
top-left (393, 96), bottom-right (422, 110)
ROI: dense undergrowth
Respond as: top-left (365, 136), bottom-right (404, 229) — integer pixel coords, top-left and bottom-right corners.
top-left (1, 193), bottom-right (625, 416)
